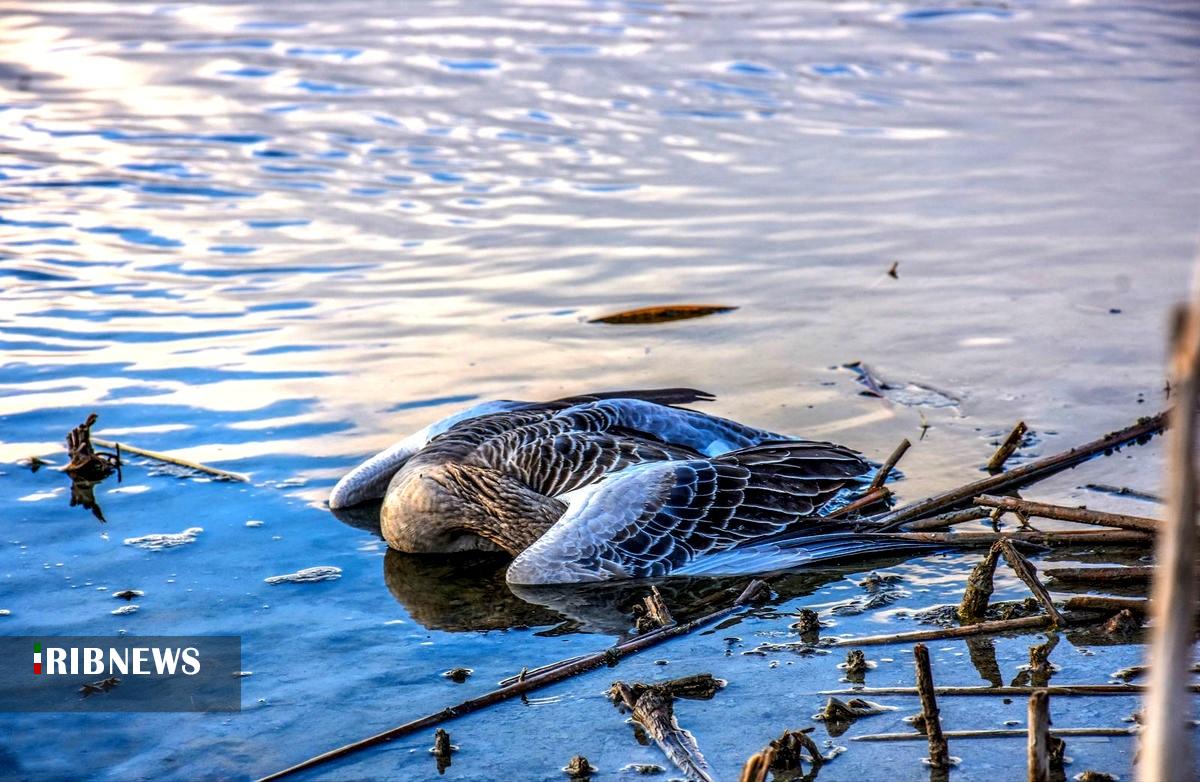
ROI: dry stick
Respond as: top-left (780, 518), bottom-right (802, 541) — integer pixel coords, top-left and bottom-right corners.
top-left (826, 612), bottom-right (1105, 648)
top-left (1140, 299), bottom-right (1200, 782)
top-left (1028, 690), bottom-right (1052, 782)
top-left (1044, 566), bottom-right (1156, 584)
top-left (853, 727), bottom-right (1137, 742)
top-left (869, 438), bottom-right (912, 492)
top-left (987, 420), bottom-right (1029, 472)
top-left (999, 540), bottom-right (1065, 627)
top-left (975, 495), bottom-right (1160, 534)
top-left (905, 507), bottom-right (992, 532)
top-left (866, 412), bottom-right (1168, 532)
top-left (91, 437), bottom-right (249, 482)
top-left (877, 530), bottom-right (1153, 547)
top-left (255, 580), bottom-right (768, 782)
top-left (825, 486), bottom-right (891, 520)
top-left (821, 684), bottom-right (1200, 697)
top-left (913, 643), bottom-right (951, 768)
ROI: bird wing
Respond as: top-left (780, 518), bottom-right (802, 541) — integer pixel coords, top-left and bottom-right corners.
top-left (329, 389), bottom-right (717, 508)
top-left (505, 441), bottom-right (876, 584)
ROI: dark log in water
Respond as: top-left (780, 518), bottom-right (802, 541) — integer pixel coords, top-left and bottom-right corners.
top-left (827, 611), bottom-right (1105, 648)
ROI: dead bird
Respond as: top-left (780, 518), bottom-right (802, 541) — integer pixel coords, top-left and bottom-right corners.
top-left (331, 389), bottom-right (931, 584)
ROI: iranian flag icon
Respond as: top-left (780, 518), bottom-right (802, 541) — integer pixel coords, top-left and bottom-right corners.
top-left (33, 643), bottom-right (42, 675)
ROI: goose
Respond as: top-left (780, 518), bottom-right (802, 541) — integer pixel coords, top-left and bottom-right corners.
top-left (330, 389), bottom-right (920, 584)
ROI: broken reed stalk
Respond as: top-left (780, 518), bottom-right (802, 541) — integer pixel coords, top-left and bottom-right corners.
top-left (635, 586), bottom-right (675, 633)
top-left (825, 486), bottom-right (891, 520)
top-left (999, 540), bottom-right (1065, 627)
top-left (866, 412), bottom-right (1167, 532)
top-left (1140, 299), bottom-right (1200, 782)
top-left (1028, 690), bottom-right (1052, 782)
top-left (975, 495), bottom-right (1160, 534)
top-left (958, 542), bottom-right (1004, 623)
top-left (1044, 566), bottom-right (1156, 584)
top-left (869, 438), bottom-right (912, 492)
top-left (913, 643), bottom-right (951, 768)
top-left (739, 751), bottom-right (771, 782)
top-left (987, 420), bottom-right (1028, 472)
top-left (876, 530), bottom-right (1153, 547)
top-left (90, 437), bottom-right (249, 482)
top-left (827, 611), bottom-right (1104, 648)
top-left (904, 507), bottom-right (992, 532)
top-left (820, 684), bottom-right (1200, 697)
top-left (853, 727), bottom-right (1137, 742)
top-left (255, 580), bottom-right (768, 782)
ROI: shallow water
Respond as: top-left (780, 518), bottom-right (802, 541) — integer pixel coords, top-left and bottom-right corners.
top-left (1, 0), bottom-right (1198, 779)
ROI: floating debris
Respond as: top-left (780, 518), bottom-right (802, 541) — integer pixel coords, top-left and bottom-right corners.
top-left (264, 566), bottom-right (342, 585)
top-left (246, 520), bottom-right (265, 528)
top-left (814, 697), bottom-right (898, 723)
top-left (112, 589), bottom-right (144, 601)
top-left (887, 261), bottom-right (899, 279)
top-left (842, 362), bottom-right (959, 408)
top-left (563, 755), bottom-right (596, 779)
top-left (0, 609), bottom-right (10, 617)
top-left (443, 667), bottom-right (473, 683)
top-left (431, 728), bottom-right (455, 774)
top-left (589, 304), bottom-right (737, 325)
top-left (619, 763), bottom-right (664, 775)
top-left (123, 527), bottom-right (203, 550)
top-left (79, 676), bottom-right (120, 697)
top-left (111, 604), bottom-right (139, 616)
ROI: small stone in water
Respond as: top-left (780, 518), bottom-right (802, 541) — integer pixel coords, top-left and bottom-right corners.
top-left (112, 589), bottom-right (143, 600)
top-left (442, 667), bottom-right (472, 683)
top-left (111, 605), bottom-right (139, 616)
top-left (245, 520), bottom-right (264, 528)
top-left (264, 566), bottom-right (342, 585)
top-left (124, 528), bottom-right (203, 550)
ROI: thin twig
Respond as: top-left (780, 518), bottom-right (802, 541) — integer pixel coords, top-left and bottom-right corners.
top-left (904, 507), bottom-right (992, 532)
top-left (820, 684), bottom-right (1197, 697)
top-left (91, 437), bottom-right (249, 482)
top-left (826, 611), bottom-right (1104, 648)
top-left (987, 421), bottom-right (1028, 472)
top-left (865, 412), bottom-right (1168, 532)
top-left (875, 530), bottom-right (1153, 547)
top-left (255, 580), bottom-right (768, 782)
top-left (999, 540), bottom-right (1064, 627)
top-left (825, 486), bottom-right (891, 520)
top-left (869, 438), bottom-right (911, 492)
top-left (1140, 299), bottom-right (1200, 782)
top-left (852, 728), bottom-right (1137, 742)
top-left (975, 495), bottom-right (1159, 534)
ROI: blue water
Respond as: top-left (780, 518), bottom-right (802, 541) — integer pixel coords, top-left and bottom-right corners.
top-left (1, 0), bottom-right (1198, 779)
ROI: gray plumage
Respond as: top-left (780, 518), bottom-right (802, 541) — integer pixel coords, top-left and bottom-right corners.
top-left (330, 389), bottom-right (897, 585)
